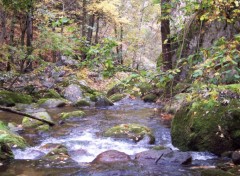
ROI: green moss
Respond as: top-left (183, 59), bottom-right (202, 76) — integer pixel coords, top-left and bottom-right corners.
top-left (201, 169), bottom-right (234, 176)
top-left (59, 110), bottom-right (85, 120)
top-left (37, 98), bottom-right (49, 105)
top-left (22, 112), bottom-right (53, 128)
top-left (0, 121), bottom-right (27, 148)
top-left (104, 124), bottom-right (155, 144)
top-left (45, 89), bottom-right (62, 98)
top-left (109, 93), bottom-right (126, 102)
top-left (75, 99), bottom-right (91, 107)
top-left (43, 145), bottom-right (69, 161)
top-left (142, 93), bottom-right (157, 102)
top-left (0, 90), bottom-right (32, 106)
top-left (0, 142), bottom-right (14, 160)
top-left (36, 124), bottom-right (50, 131)
top-left (171, 99), bottom-right (240, 155)
top-left (152, 145), bottom-right (166, 150)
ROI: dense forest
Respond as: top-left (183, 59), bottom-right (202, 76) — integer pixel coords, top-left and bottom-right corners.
top-left (0, 0), bottom-right (240, 175)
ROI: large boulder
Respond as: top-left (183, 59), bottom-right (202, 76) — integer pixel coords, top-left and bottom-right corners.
top-left (104, 124), bottom-right (155, 144)
top-left (0, 121), bottom-right (27, 149)
top-left (171, 99), bottom-right (240, 155)
top-left (0, 90), bottom-right (32, 106)
top-left (22, 111), bottom-right (53, 128)
top-left (92, 150), bottom-right (131, 164)
top-left (63, 84), bottom-right (83, 103)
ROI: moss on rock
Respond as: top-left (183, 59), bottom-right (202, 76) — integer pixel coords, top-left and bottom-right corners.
top-left (109, 93), bottom-right (126, 102)
top-left (104, 124), bottom-right (155, 144)
top-left (75, 99), bottom-right (91, 107)
top-left (171, 99), bottom-right (240, 155)
top-left (0, 121), bottom-right (27, 148)
top-left (142, 93), bottom-right (158, 102)
top-left (0, 90), bottom-right (32, 106)
top-left (22, 112), bottom-right (53, 128)
top-left (59, 110), bottom-right (85, 120)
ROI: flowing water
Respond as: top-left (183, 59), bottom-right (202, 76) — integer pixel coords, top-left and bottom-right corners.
top-left (0, 98), bottom-right (224, 176)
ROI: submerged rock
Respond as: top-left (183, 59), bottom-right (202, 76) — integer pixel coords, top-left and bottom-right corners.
top-left (22, 111), bottom-right (53, 129)
top-left (0, 90), bottom-right (32, 106)
top-left (92, 150), bottom-right (131, 164)
top-left (104, 124), bottom-right (155, 144)
top-left (0, 121), bottom-right (27, 148)
top-left (59, 110), bottom-right (85, 120)
top-left (38, 98), bottom-right (67, 108)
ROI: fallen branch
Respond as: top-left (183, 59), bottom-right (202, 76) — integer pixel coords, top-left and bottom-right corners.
top-left (0, 106), bottom-right (55, 126)
top-left (155, 153), bottom-right (164, 165)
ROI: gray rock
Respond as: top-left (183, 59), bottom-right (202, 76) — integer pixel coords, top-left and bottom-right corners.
top-left (95, 96), bottom-right (114, 107)
top-left (64, 84), bottom-right (83, 103)
top-left (232, 150), bottom-right (240, 165)
top-left (40, 99), bottom-right (67, 108)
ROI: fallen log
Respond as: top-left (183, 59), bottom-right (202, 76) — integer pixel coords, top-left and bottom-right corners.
top-left (0, 105), bottom-right (55, 126)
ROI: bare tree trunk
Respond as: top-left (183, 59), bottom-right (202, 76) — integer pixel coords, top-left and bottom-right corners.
top-left (87, 14), bottom-right (95, 44)
top-left (0, 8), bottom-right (6, 44)
top-left (95, 16), bottom-right (100, 44)
top-left (7, 13), bottom-right (16, 71)
top-left (161, 0), bottom-right (172, 71)
top-left (82, 0), bottom-right (87, 38)
top-left (119, 25), bottom-right (123, 64)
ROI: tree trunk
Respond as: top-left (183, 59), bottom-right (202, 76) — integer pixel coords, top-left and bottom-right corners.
top-left (82, 0), bottom-right (87, 38)
top-left (87, 14), bottom-right (95, 44)
top-left (161, 0), bottom-right (172, 71)
top-left (95, 16), bottom-right (100, 44)
top-left (7, 13), bottom-right (16, 71)
top-left (0, 8), bottom-right (6, 44)
top-left (119, 25), bottom-right (123, 64)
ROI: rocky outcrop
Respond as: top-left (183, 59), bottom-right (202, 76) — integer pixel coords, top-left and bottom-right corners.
top-left (0, 90), bottom-right (32, 106)
top-left (63, 84), bottom-right (83, 103)
top-left (104, 124), bottom-right (155, 144)
top-left (92, 150), bottom-right (131, 164)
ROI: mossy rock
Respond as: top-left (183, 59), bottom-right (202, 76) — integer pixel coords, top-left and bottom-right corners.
top-left (42, 144), bottom-right (70, 161)
top-left (59, 110), bottom-right (85, 120)
top-left (0, 90), bottom-right (32, 106)
top-left (201, 169), bottom-right (234, 176)
top-left (152, 145), bottom-right (166, 150)
top-left (0, 121), bottom-right (27, 149)
top-left (104, 124), bottom-right (155, 144)
top-left (137, 82), bottom-right (152, 95)
top-left (95, 96), bottom-right (114, 107)
top-left (163, 93), bottom-right (189, 114)
top-left (43, 89), bottom-right (62, 99)
top-left (0, 142), bottom-right (14, 161)
top-left (109, 93), bottom-right (126, 103)
top-left (107, 83), bottom-right (126, 97)
top-left (171, 99), bottom-right (240, 155)
top-left (38, 98), bottom-right (67, 108)
top-left (22, 112), bottom-right (53, 128)
top-left (75, 99), bottom-right (91, 107)
top-left (142, 93), bottom-right (158, 102)
top-left (36, 124), bottom-right (50, 132)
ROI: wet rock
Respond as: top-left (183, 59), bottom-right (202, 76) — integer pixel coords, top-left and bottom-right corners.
top-left (59, 110), bottom-right (85, 120)
top-left (0, 121), bottom-right (27, 148)
top-left (135, 149), bottom-right (192, 165)
top-left (36, 124), bottom-right (50, 132)
top-left (22, 111), bottom-right (53, 128)
top-left (95, 96), bottom-right (114, 107)
top-left (0, 143), bottom-right (14, 161)
top-left (232, 150), bottom-right (240, 165)
top-left (40, 143), bottom-right (62, 150)
top-left (0, 90), bottom-right (32, 106)
top-left (104, 123), bottom-right (155, 144)
top-left (42, 144), bottom-right (71, 161)
top-left (92, 150), bottom-right (131, 164)
top-left (201, 169), bottom-right (234, 176)
top-left (109, 93), bottom-right (126, 103)
top-left (75, 99), bottom-right (91, 107)
top-left (63, 84), bottom-right (83, 103)
top-left (142, 93), bottom-right (158, 102)
top-left (38, 98), bottom-right (67, 108)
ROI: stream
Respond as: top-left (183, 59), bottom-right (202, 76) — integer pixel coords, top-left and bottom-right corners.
top-left (0, 98), bottom-right (225, 176)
